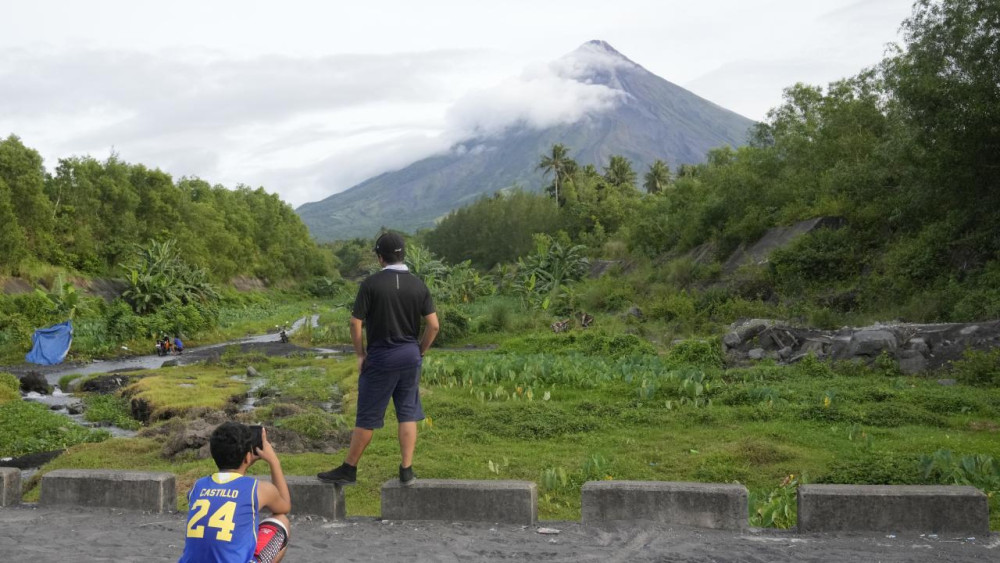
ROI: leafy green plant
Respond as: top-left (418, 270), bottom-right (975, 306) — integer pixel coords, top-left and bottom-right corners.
top-left (541, 466), bottom-right (569, 491)
top-left (920, 449), bottom-right (1000, 497)
top-left (750, 474), bottom-right (800, 528)
top-left (582, 454), bottom-right (612, 480)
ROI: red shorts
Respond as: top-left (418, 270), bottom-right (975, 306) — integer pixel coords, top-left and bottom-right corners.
top-left (253, 518), bottom-right (289, 563)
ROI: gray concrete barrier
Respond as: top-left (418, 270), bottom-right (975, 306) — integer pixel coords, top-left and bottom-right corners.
top-left (581, 481), bottom-right (748, 530)
top-left (381, 479), bottom-right (537, 525)
top-left (254, 475), bottom-right (344, 520)
top-left (40, 470), bottom-right (175, 513)
top-left (0, 467), bottom-right (20, 506)
top-left (797, 484), bottom-right (989, 534)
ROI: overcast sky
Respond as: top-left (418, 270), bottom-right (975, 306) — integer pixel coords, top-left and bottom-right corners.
top-left (0, 0), bottom-right (916, 207)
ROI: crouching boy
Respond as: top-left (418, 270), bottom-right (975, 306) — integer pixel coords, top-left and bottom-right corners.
top-left (179, 422), bottom-right (292, 563)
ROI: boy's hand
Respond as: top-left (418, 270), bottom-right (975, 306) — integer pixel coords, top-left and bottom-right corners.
top-left (255, 428), bottom-right (279, 464)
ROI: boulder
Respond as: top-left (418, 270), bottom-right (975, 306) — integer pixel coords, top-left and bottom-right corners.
top-left (748, 348), bottom-right (766, 360)
top-left (19, 372), bottom-right (49, 394)
top-left (907, 337), bottom-right (930, 355)
top-left (627, 306), bottom-right (643, 320)
top-left (247, 366), bottom-right (260, 378)
top-left (848, 330), bottom-right (898, 357)
top-left (162, 419), bottom-right (220, 458)
top-left (80, 375), bottom-right (130, 394)
top-left (722, 319), bottom-right (776, 349)
top-left (898, 350), bottom-right (928, 374)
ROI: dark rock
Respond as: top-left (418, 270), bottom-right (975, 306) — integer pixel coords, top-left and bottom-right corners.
top-left (161, 359), bottom-right (179, 367)
top-left (748, 348), bottom-right (766, 360)
top-left (907, 338), bottom-right (930, 355)
top-left (848, 330), bottom-right (897, 357)
top-left (0, 450), bottom-right (63, 469)
top-left (162, 418), bottom-right (219, 458)
top-left (66, 402), bottom-right (84, 415)
top-left (627, 306), bottom-right (643, 319)
top-left (778, 346), bottom-right (793, 360)
top-left (131, 398), bottom-right (152, 423)
top-left (80, 375), bottom-right (130, 394)
top-left (19, 372), bottom-right (50, 394)
top-left (723, 319), bottom-right (776, 349)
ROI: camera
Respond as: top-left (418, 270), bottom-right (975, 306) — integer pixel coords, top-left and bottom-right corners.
top-left (249, 425), bottom-right (264, 453)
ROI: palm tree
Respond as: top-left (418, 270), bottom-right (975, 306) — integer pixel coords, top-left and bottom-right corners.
top-left (604, 155), bottom-right (637, 191)
top-left (538, 144), bottom-right (574, 206)
top-left (643, 159), bottom-right (670, 194)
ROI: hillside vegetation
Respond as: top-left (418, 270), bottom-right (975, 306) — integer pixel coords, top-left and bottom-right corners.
top-left (421, 0), bottom-right (1000, 325)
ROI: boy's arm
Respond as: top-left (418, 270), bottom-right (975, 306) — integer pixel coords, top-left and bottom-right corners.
top-left (255, 430), bottom-right (291, 515)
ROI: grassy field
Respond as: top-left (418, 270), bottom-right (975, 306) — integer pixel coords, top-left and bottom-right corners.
top-left (15, 338), bottom-right (1000, 529)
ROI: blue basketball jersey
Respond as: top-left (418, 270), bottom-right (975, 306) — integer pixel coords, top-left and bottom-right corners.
top-left (179, 472), bottom-right (259, 563)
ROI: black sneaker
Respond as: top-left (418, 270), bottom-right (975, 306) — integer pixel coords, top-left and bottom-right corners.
top-left (399, 464), bottom-right (416, 486)
top-left (317, 463), bottom-right (357, 486)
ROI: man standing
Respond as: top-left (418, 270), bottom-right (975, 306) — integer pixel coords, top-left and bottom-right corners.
top-left (318, 231), bottom-right (439, 487)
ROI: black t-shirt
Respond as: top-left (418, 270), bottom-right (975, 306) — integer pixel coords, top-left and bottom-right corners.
top-left (352, 269), bottom-right (435, 366)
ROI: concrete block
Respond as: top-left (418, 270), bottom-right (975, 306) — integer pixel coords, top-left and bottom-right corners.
top-left (798, 485), bottom-right (988, 534)
top-left (0, 467), bottom-right (20, 506)
top-left (255, 475), bottom-right (344, 520)
top-left (40, 470), bottom-right (175, 513)
top-left (381, 479), bottom-right (537, 525)
top-left (581, 481), bottom-right (748, 530)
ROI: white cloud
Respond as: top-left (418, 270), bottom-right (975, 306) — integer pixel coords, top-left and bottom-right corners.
top-left (445, 43), bottom-right (629, 138)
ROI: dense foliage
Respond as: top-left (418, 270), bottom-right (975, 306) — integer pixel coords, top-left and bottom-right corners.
top-left (422, 0), bottom-right (1000, 323)
top-left (0, 144), bottom-right (333, 281)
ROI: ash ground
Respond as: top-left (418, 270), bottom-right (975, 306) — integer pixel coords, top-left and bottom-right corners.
top-left (0, 505), bottom-right (995, 562)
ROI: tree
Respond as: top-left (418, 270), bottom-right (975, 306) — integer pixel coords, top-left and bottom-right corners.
top-left (883, 0), bottom-right (1000, 214)
top-left (643, 159), bottom-right (671, 194)
top-left (0, 178), bottom-right (27, 273)
top-left (604, 155), bottom-right (637, 192)
top-left (538, 144), bottom-right (575, 206)
top-left (0, 135), bottom-right (55, 260)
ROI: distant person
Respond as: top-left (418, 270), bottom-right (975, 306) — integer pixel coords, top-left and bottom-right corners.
top-left (179, 422), bottom-right (291, 563)
top-left (174, 335), bottom-right (184, 355)
top-left (162, 336), bottom-right (172, 355)
top-left (318, 231), bottom-right (439, 486)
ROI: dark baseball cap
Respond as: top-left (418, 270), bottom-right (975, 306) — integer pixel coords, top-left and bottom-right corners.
top-left (375, 232), bottom-right (406, 262)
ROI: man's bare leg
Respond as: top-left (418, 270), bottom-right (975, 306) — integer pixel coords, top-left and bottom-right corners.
top-left (398, 421), bottom-right (417, 468)
top-left (344, 427), bottom-right (374, 466)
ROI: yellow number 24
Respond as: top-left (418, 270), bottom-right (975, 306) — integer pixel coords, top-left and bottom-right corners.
top-left (186, 500), bottom-right (238, 542)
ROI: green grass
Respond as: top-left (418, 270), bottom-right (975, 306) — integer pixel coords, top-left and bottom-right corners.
top-left (0, 401), bottom-right (110, 457)
top-left (22, 350), bottom-right (1000, 529)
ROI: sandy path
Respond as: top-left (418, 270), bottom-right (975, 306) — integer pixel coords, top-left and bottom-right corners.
top-left (0, 505), bottom-right (994, 562)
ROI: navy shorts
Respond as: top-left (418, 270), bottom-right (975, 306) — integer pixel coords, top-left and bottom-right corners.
top-left (355, 363), bottom-right (424, 429)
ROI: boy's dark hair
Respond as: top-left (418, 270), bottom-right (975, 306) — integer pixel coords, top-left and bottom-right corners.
top-left (374, 232), bottom-right (406, 264)
top-left (210, 421), bottom-right (253, 471)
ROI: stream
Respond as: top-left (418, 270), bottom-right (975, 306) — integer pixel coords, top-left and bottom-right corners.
top-left (18, 314), bottom-right (330, 436)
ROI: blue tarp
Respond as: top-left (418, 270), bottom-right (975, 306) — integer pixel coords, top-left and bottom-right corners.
top-left (25, 320), bottom-right (73, 365)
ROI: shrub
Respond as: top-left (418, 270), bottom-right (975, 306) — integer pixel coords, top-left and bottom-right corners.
top-left (770, 227), bottom-right (861, 290)
top-left (435, 305), bottom-right (471, 345)
top-left (951, 348), bottom-right (1000, 387)
top-left (818, 451), bottom-right (922, 485)
top-left (664, 338), bottom-right (723, 369)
